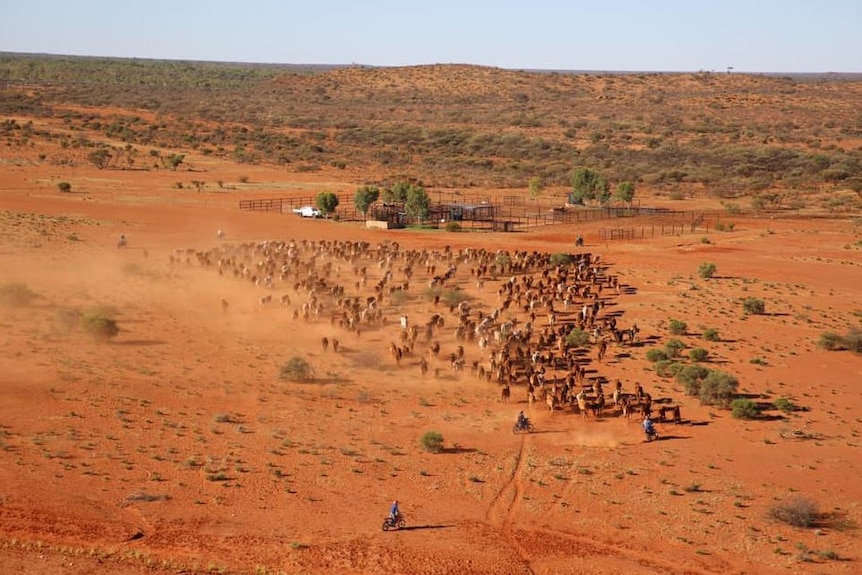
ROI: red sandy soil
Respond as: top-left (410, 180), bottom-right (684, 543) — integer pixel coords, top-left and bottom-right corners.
top-left (1, 150), bottom-right (861, 575)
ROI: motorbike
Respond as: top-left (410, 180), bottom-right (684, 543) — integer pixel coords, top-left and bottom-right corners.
top-left (644, 426), bottom-right (658, 442)
top-left (512, 419), bottom-right (535, 434)
top-left (382, 514), bottom-right (406, 531)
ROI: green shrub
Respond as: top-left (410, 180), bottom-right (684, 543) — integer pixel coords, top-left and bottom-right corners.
top-left (773, 397), bottom-right (797, 413)
top-left (769, 497), bottom-right (819, 528)
top-left (279, 356), bottom-right (314, 382)
top-left (676, 365), bottom-right (710, 396)
top-left (0, 282), bottom-right (40, 306)
top-left (731, 398), bottom-right (759, 419)
top-left (57, 181), bottom-right (72, 193)
top-left (742, 297), bottom-right (766, 315)
top-left (689, 347), bottom-right (709, 362)
top-left (549, 253), bottom-right (574, 267)
top-left (444, 221), bottom-right (461, 232)
top-left (654, 359), bottom-right (680, 378)
top-left (566, 328), bottom-right (591, 347)
top-left (645, 348), bottom-right (669, 363)
top-left (668, 319), bottom-right (687, 335)
top-left (698, 262), bottom-right (717, 279)
top-left (702, 328), bottom-right (720, 342)
top-left (698, 370), bottom-right (739, 406)
top-left (441, 289), bottom-right (469, 307)
top-left (420, 431), bottom-right (444, 453)
top-left (80, 311), bottom-right (120, 340)
top-left (665, 338), bottom-right (686, 358)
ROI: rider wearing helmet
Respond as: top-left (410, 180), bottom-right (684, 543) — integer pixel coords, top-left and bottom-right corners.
top-left (389, 499), bottom-right (400, 521)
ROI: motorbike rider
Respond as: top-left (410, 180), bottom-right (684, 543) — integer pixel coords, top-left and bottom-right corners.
top-left (389, 499), bottom-right (400, 522)
top-left (642, 415), bottom-right (656, 438)
top-left (517, 410), bottom-right (528, 429)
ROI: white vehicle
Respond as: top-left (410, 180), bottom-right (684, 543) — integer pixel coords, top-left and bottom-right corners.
top-left (292, 206), bottom-right (322, 218)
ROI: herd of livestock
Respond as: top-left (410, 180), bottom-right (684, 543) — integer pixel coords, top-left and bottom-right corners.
top-left (172, 237), bottom-right (681, 424)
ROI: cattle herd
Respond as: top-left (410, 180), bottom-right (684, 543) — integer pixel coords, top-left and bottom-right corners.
top-left (172, 237), bottom-right (682, 426)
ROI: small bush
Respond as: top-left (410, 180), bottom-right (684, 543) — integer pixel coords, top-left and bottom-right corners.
top-left (57, 181), bottom-right (72, 193)
top-left (80, 310), bottom-right (120, 340)
top-left (665, 338), bottom-right (686, 358)
top-left (689, 347), bottom-right (709, 362)
top-left (731, 398), bottom-right (759, 419)
top-left (0, 282), bottom-right (40, 306)
top-left (818, 329), bottom-right (862, 353)
top-left (702, 328), bottom-right (720, 342)
top-left (769, 497), bottom-right (819, 528)
top-left (279, 356), bottom-right (314, 382)
top-left (742, 297), bottom-right (766, 315)
top-left (773, 397), bottom-right (797, 413)
top-left (420, 431), bottom-right (444, 453)
top-left (698, 262), bottom-right (717, 279)
top-left (441, 289), bottom-right (469, 307)
top-left (444, 221), bottom-right (461, 232)
top-left (566, 328), bottom-right (591, 347)
top-left (655, 360), bottom-right (683, 378)
top-left (549, 253), bottom-right (574, 267)
top-left (645, 348), bottom-right (669, 363)
top-left (668, 319), bottom-right (688, 335)
top-left (699, 370), bottom-right (739, 406)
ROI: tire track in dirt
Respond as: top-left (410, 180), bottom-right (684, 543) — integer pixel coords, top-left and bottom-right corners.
top-left (484, 434), bottom-right (535, 574)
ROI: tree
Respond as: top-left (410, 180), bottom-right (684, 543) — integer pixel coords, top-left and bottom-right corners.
top-left (569, 167), bottom-right (609, 205)
top-left (354, 185), bottom-right (380, 216)
top-left (87, 148), bottom-right (112, 169)
top-left (57, 182), bottom-right (72, 193)
top-left (315, 190), bottom-right (340, 218)
top-left (404, 185), bottom-right (430, 225)
top-left (616, 181), bottom-right (636, 206)
top-left (382, 181), bottom-right (414, 204)
top-left (528, 176), bottom-right (544, 201)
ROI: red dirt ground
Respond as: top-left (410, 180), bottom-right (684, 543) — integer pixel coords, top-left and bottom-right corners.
top-left (1, 150), bottom-right (861, 575)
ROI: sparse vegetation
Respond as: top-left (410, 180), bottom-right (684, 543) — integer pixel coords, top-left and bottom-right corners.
top-left (566, 328), bottom-right (591, 347)
top-left (279, 357), bottom-right (314, 382)
top-left (702, 328), bottom-right (720, 342)
top-left (773, 397), bottom-right (797, 413)
top-left (646, 348), bottom-right (669, 363)
top-left (420, 431), bottom-right (444, 453)
top-left (742, 297), bottom-right (766, 315)
top-left (769, 497), bottom-right (819, 528)
top-left (668, 319), bottom-right (687, 335)
top-left (818, 328), bottom-right (862, 353)
top-left (698, 262), bottom-right (717, 279)
top-left (80, 310), bottom-right (120, 340)
top-left (688, 347), bottom-right (709, 362)
top-left (730, 398), bottom-right (759, 419)
top-left (57, 181), bottom-right (72, 193)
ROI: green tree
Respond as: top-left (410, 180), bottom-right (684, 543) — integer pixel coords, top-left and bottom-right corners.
top-left (315, 190), bottom-right (340, 217)
top-left (404, 185), bottom-right (430, 225)
top-left (569, 167), bottom-right (609, 205)
top-left (87, 148), bottom-right (112, 169)
top-left (528, 176), bottom-right (545, 201)
top-left (615, 181), bottom-right (636, 206)
top-left (382, 181), bottom-right (414, 204)
top-left (353, 185), bottom-right (380, 216)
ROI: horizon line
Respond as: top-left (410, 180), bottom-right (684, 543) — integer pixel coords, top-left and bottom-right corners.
top-left (1, 50), bottom-right (859, 78)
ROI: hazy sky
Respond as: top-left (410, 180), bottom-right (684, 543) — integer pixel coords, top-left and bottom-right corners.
top-left (1, 0), bottom-right (859, 72)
